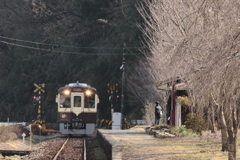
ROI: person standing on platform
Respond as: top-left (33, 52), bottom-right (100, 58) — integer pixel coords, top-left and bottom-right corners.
top-left (155, 101), bottom-right (162, 125)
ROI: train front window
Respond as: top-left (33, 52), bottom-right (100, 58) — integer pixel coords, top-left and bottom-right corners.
top-left (74, 96), bottom-right (81, 107)
top-left (60, 94), bottom-right (70, 108)
top-left (85, 95), bottom-right (95, 108)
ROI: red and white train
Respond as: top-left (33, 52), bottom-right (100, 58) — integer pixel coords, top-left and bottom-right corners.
top-left (55, 82), bottom-right (99, 135)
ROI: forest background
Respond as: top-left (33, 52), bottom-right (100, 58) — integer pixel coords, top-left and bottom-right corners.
top-left (0, 0), bottom-right (158, 123)
top-left (1, 0), bottom-right (240, 159)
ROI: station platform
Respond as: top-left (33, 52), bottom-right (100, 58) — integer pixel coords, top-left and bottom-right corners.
top-left (97, 126), bottom-right (160, 160)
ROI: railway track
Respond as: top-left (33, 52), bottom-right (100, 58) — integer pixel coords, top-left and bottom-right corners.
top-left (18, 136), bottom-right (86, 160)
top-left (53, 137), bottom-right (85, 160)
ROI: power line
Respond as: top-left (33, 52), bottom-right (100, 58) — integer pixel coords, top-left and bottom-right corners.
top-left (125, 44), bottom-right (142, 59)
top-left (0, 40), bottom-right (146, 56)
top-left (0, 35), bottom-right (145, 50)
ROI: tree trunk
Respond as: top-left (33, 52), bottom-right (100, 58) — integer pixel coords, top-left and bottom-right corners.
top-left (221, 128), bottom-right (228, 152)
top-left (226, 105), bottom-right (238, 160)
top-left (219, 108), bottom-right (228, 152)
top-left (208, 104), bottom-right (216, 133)
top-left (228, 136), bottom-right (236, 160)
top-left (211, 112), bottom-right (216, 133)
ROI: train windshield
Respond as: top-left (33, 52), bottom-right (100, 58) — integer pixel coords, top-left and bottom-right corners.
top-left (60, 94), bottom-right (70, 108)
top-left (74, 96), bottom-right (81, 107)
top-left (85, 94), bottom-right (95, 108)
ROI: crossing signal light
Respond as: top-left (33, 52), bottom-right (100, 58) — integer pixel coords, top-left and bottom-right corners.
top-left (32, 94), bottom-right (41, 105)
top-left (32, 95), bottom-right (37, 105)
top-left (116, 95), bottom-right (120, 103)
top-left (115, 83), bottom-right (119, 93)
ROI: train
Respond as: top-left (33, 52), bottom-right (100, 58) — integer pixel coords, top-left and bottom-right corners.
top-left (55, 82), bottom-right (99, 135)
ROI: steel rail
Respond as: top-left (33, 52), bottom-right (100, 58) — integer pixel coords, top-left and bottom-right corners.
top-left (84, 138), bottom-right (86, 160)
top-left (53, 137), bottom-right (69, 160)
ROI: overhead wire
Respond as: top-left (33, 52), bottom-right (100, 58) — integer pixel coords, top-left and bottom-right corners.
top-left (0, 40), bottom-right (146, 56)
top-left (124, 44), bottom-right (143, 59)
top-left (0, 36), bottom-right (147, 56)
top-left (0, 35), bottom-right (145, 50)
top-left (0, 40), bottom-right (124, 55)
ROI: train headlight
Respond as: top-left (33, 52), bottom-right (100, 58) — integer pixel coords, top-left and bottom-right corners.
top-left (63, 90), bottom-right (70, 95)
top-left (85, 90), bottom-right (92, 96)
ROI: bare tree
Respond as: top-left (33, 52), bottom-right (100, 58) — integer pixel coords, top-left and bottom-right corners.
top-left (137, 0), bottom-right (240, 159)
top-left (126, 58), bottom-right (168, 124)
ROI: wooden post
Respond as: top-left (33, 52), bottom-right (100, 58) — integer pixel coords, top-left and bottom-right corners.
top-left (30, 125), bottom-right (32, 150)
top-left (22, 133), bottom-right (26, 151)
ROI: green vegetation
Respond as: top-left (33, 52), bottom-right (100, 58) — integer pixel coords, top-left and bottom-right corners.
top-left (184, 113), bottom-right (208, 136)
top-left (177, 96), bottom-right (190, 107)
top-left (88, 138), bottom-right (108, 160)
top-left (171, 126), bottom-right (196, 137)
top-left (154, 124), bottom-right (170, 130)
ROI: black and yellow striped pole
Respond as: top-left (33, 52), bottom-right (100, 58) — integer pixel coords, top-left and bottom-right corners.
top-left (37, 90), bottom-right (42, 120)
top-left (33, 83), bottom-right (45, 123)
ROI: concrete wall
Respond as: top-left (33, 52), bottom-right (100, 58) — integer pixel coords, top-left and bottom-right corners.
top-left (97, 130), bottom-right (123, 160)
top-left (97, 130), bottom-right (112, 160)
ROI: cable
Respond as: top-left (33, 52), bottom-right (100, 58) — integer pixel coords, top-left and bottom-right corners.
top-left (0, 35), bottom-right (145, 50)
top-left (0, 40), bottom-right (146, 56)
top-left (124, 44), bottom-right (143, 58)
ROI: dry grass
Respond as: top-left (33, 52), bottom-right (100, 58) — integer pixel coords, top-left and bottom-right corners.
top-left (0, 125), bottom-right (24, 143)
top-left (155, 136), bottom-right (227, 160)
top-left (123, 126), bottom-right (240, 159)
top-left (150, 130), bottom-right (240, 160)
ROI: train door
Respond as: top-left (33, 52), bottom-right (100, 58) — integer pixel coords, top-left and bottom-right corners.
top-left (71, 93), bottom-right (84, 115)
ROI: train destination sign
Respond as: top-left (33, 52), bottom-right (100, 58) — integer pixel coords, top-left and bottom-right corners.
top-left (73, 88), bottom-right (83, 92)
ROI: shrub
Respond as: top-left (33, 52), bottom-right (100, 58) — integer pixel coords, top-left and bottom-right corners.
top-left (177, 96), bottom-right (190, 106)
top-left (8, 132), bottom-right (18, 141)
top-left (184, 113), bottom-right (208, 135)
top-left (171, 126), bottom-right (196, 137)
top-left (7, 125), bottom-right (22, 138)
top-left (0, 125), bottom-right (26, 142)
top-left (0, 133), bottom-right (9, 143)
top-left (154, 124), bottom-right (170, 130)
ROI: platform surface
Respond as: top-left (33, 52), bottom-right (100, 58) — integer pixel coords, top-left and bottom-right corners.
top-left (98, 126), bottom-right (162, 160)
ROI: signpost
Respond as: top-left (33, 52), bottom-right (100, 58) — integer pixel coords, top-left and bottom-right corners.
top-left (22, 133), bottom-right (26, 151)
top-left (39, 125), bottom-right (42, 142)
top-left (29, 131), bottom-right (32, 150)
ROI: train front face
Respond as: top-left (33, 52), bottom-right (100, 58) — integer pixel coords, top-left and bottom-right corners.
top-left (56, 83), bottom-right (99, 135)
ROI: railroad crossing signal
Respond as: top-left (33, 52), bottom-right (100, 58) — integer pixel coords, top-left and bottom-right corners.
top-left (32, 95), bottom-right (38, 105)
top-left (107, 83), bottom-right (120, 108)
top-left (107, 83), bottom-right (119, 94)
top-left (33, 83), bottom-right (45, 120)
top-left (34, 83), bottom-right (45, 93)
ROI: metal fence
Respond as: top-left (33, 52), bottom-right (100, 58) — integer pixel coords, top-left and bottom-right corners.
top-left (0, 122), bottom-right (26, 126)
top-left (130, 120), bottom-right (147, 125)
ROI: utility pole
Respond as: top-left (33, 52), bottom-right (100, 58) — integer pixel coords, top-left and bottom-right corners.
top-left (171, 82), bottom-right (176, 126)
top-left (121, 43), bottom-right (126, 129)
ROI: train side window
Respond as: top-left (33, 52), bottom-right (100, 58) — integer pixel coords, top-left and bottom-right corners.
top-left (74, 96), bottom-right (81, 107)
top-left (84, 95), bottom-right (95, 108)
top-left (60, 95), bottom-right (70, 108)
